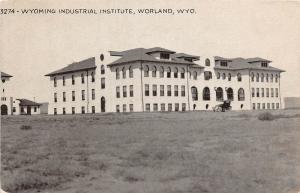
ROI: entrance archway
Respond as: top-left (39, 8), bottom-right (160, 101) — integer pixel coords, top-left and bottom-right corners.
top-left (101, 97), bottom-right (105, 112)
top-left (1, 104), bottom-right (8, 115)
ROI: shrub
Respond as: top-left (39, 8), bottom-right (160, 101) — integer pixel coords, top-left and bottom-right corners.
top-left (258, 112), bottom-right (275, 121)
top-left (20, 125), bottom-right (32, 130)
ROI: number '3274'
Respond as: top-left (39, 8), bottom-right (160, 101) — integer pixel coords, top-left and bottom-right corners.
top-left (0, 9), bottom-right (15, 14)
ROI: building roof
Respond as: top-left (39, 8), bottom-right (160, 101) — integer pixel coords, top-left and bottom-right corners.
top-left (107, 47), bottom-right (202, 66)
top-left (45, 57), bottom-right (96, 76)
top-left (1, 72), bottom-right (13, 77)
top-left (214, 57), bottom-right (284, 72)
top-left (173, 53), bottom-right (200, 60)
top-left (245, 57), bottom-right (271, 63)
top-left (17, 99), bottom-right (41, 106)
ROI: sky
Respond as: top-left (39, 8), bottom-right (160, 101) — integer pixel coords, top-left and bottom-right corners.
top-left (1, 0), bottom-right (300, 102)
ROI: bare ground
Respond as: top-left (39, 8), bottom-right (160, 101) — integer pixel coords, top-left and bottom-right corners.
top-left (1, 110), bottom-right (300, 193)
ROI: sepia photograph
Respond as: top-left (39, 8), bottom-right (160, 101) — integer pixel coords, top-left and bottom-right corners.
top-left (1, 0), bottom-right (300, 193)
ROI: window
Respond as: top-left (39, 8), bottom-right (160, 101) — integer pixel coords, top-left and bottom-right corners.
top-left (256, 88), bottom-right (260, 97)
top-left (175, 103), bottom-right (179, 111)
top-left (266, 88), bottom-right (270, 97)
top-left (81, 106), bottom-right (85, 114)
top-left (275, 74), bottom-right (278, 83)
top-left (92, 106), bottom-right (95, 113)
top-left (226, 88), bottom-right (233, 101)
top-left (101, 65), bottom-right (105, 74)
top-left (54, 77), bottom-right (57, 87)
top-left (101, 78), bottom-right (105, 89)
top-left (271, 88), bottom-right (274, 97)
top-left (34, 107), bottom-right (37, 112)
top-left (144, 65), bottom-right (149, 77)
top-left (152, 66), bottom-right (157, 77)
top-left (238, 88), bottom-right (245, 101)
top-left (122, 67), bottom-right (126, 79)
top-left (160, 53), bottom-right (170, 59)
top-left (91, 72), bottom-right (95, 82)
top-left (216, 72), bottom-right (220, 79)
top-left (270, 74), bottom-right (273, 82)
top-left (257, 103), bottom-right (261, 110)
top-left (130, 85), bottom-right (134, 97)
top-left (182, 103), bottom-right (186, 111)
top-left (276, 103), bottom-right (279, 109)
top-left (63, 92), bottom-right (66, 102)
top-left (228, 73), bottom-right (231, 81)
top-left (161, 103), bottom-right (165, 111)
top-left (145, 103), bottom-right (150, 112)
top-left (222, 73), bottom-right (226, 80)
top-left (261, 73), bottom-right (264, 82)
top-left (262, 103), bottom-right (265, 109)
top-left (100, 54), bottom-right (104, 61)
top-left (116, 68), bottom-right (120, 79)
top-left (261, 88), bottom-right (264, 97)
top-left (252, 88), bottom-right (255, 97)
top-left (54, 93), bottom-right (57, 102)
top-left (174, 67), bottom-right (178, 78)
top-left (54, 108), bottom-right (57, 115)
top-left (116, 86), bottom-right (120, 98)
top-left (168, 103), bottom-right (172, 111)
top-left (266, 74), bottom-right (269, 82)
top-left (153, 85), bottom-right (157, 96)
top-left (191, 86), bottom-right (198, 101)
top-left (153, 103), bottom-right (158, 111)
top-left (145, 84), bottom-right (149, 96)
top-left (205, 58), bottom-right (210, 66)
top-left (167, 67), bottom-right (171, 78)
top-left (159, 66), bottom-right (164, 78)
top-left (252, 103), bottom-right (256, 110)
top-left (267, 103), bottom-right (270, 109)
top-left (256, 73), bottom-right (259, 82)
top-left (261, 61), bottom-right (268, 67)
top-left (216, 87), bottom-right (223, 101)
top-left (81, 90), bottom-right (85, 100)
top-left (272, 103), bottom-right (275, 109)
top-left (92, 89), bottom-right (95, 100)
top-left (123, 86), bottom-right (127, 97)
top-left (180, 68), bottom-right (185, 79)
top-left (72, 75), bottom-right (75, 85)
top-left (251, 72), bottom-right (254, 82)
top-left (167, 85), bottom-right (171, 96)
top-left (193, 71), bottom-right (197, 80)
top-left (72, 107), bottom-right (75, 114)
top-left (63, 76), bottom-right (65, 86)
top-left (129, 66), bottom-right (133, 78)
top-left (13, 107), bottom-right (16, 112)
top-left (220, 61), bottom-right (228, 67)
top-left (160, 85), bottom-right (164, 96)
top-left (203, 87), bottom-right (210, 101)
top-left (237, 73), bottom-right (242, 82)
top-left (181, 85), bottom-right (185, 97)
top-left (204, 71), bottom-right (212, 80)
top-left (123, 104), bottom-right (127, 112)
top-left (81, 73), bottom-right (85, 84)
top-left (174, 85), bottom-right (178, 97)
top-left (275, 88), bottom-right (278, 97)
top-left (129, 104), bottom-right (134, 112)
top-left (116, 105), bottom-right (120, 112)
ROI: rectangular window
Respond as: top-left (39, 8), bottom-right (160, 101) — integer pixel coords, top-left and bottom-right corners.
top-left (63, 76), bottom-right (65, 86)
top-left (271, 88), bottom-right (274, 97)
top-left (123, 86), bottom-right (127, 97)
top-left (220, 61), bottom-right (228, 67)
top-left (153, 85), bottom-right (157, 96)
top-left (145, 84), bottom-right (149, 96)
top-left (262, 103), bottom-right (265, 109)
top-left (267, 103), bottom-right (270, 109)
top-left (81, 106), bottom-right (85, 114)
top-left (72, 91), bottom-right (75, 101)
top-left (63, 92), bottom-right (66, 102)
top-left (252, 103), bottom-right (256, 110)
top-left (116, 86), bottom-right (120, 98)
top-left (182, 103), bottom-right (186, 111)
top-left (174, 71), bottom-right (178, 78)
top-left (153, 103), bottom-right (158, 111)
top-left (266, 88), bottom-right (270, 97)
top-left (160, 85), bottom-right (164, 96)
top-left (92, 89), bottom-right (95, 100)
top-left (276, 103), bottom-right (279, 109)
top-left (167, 70), bottom-right (171, 78)
top-left (129, 104), bottom-right (133, 112)
top-left (54, 77), bottom-right (57, 87)
top-left (72, 107), bottom-right (75, 114)
top-left (181, 85), bottom-right (185, 97)
top-left (168, 103), bottom-right (172, 111)
top-left (13, 107), bottom-right (16, 112)
top-left (72, 75), bottom-right (75, 85)
top-left (81, 73), bottom-right (85, 84)
top-left (174, 85), bottom-right (178, 97)
top-left (34, 107), bottom-right (37, 112)
top-left (257, 103), bottom-right (261, 110)
top-left (130, 85), bottom-right (134, 97)
top-left (161, 103), bottom-right (165, 111)
top-left (167, 85), bottom-right (171, 96)
top-left (261, 88), bottom-right (264, 97)
top-left (101, 78), bottom-right (105, 89)
top-left (91, 72), bottom-right (95, 82)
top-left (275, 88), bottom-right (278, 97)
top-left (116, 105), bottom-right (120, 112)
top-left (160, 53), bottom-right (170, 59)
top-left (181, 71), bottom-right (185, 79)
top-left (251, 88), bottom-right (255, 97)
top-left (63, 107), bottom-right (66, 115)
top-left (256, 88), bottom-right (260, 97)
top-left (81, 90), bottom-right (85, 101)
top-left (145, 103), bottom-right (150, 112)
top-left (272, 103), bottom-right (275, 109)
top-left (175, 103), bottom-right (179, 111)
top-left (123, 104), bottom-right (126, 112)
top-left (54, 93), bottom-right (57, 103)
top-left (129, 68), bottom-right (133, 78)
top-left (204, 71), bottom-right (211, 80)
top-left (54, 108), bottom-right (57, 115)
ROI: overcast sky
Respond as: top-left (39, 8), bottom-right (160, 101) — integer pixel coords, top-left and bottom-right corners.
top-left (1, 0), bottom-right (299, 102)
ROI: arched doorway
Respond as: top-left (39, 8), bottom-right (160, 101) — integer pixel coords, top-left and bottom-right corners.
top-left (101, 97), bottom-right (105, 112)
top-left (1, 104), bottom-right (8, 115)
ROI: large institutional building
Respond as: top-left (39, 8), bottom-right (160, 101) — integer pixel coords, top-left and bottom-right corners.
top-left (45, 47), bottom-right (284, 115)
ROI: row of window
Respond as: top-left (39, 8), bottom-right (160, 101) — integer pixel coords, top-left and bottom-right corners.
top-left (144, 103), bottom-right (187, 112)
top-left (143, 84), bottom-right (186, 97)
top-left (116, 85), bottom-right (134, 98)
top-left (251, 73), bottom-right (279, 83)
top-left (54, 89), bottom-right (96, 102)
top-left (216, 72), bottom-right (242, 82)
top-left (252, 103), bottom-right (280, 110)
top-left (54, 106), bottom-right (96, 115)
top-left (251, 88), bottom-right (279, 98)
top-left (116, 104), bottom-right (134, 112)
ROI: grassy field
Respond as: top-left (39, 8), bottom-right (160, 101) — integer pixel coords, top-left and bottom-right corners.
top-left (1, 110), bottom-right (300, 193)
